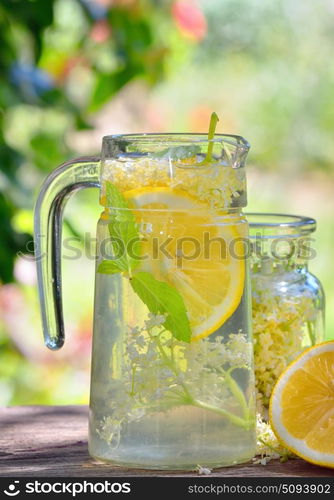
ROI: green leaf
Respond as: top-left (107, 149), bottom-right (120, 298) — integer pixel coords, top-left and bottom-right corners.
top-left (104, 181), bottom-right (141, 273)
top-left (105, 181), bottom-right (130, 209)
top-left (31, 133), bottom-right (67, 171)
top-left (130, 271), bottom-right (191, 343)
top-left (97, 260), bottom-right (126, 275)
top-left (89, 73), bottom-right (119, 113)
top-left (98, 184), bottom-right (192, 342)
top-left (0, 193), bottom-right (31, 283)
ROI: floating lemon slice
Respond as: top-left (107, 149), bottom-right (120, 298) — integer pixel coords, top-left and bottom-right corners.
top-left (270, 341), bottom-right (334, 468)
top-left (124, 187), bottom-right (245, 341)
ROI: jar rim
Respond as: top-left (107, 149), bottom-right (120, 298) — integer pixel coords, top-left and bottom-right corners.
top-left (246, 213), bottom-right (316, 237)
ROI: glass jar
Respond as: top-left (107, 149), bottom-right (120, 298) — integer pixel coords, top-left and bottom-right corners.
top-left (247, 213), bottom-right (325, 417)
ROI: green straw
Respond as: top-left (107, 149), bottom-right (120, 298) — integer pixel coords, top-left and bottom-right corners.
top-left (204, 112), bottom-right (219, 163)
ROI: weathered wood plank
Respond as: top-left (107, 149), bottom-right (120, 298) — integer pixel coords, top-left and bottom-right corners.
top-left (0, 406), bottom-right (333, 477)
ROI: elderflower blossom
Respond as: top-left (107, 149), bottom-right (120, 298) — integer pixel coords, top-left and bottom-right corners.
top-left (196, 465), bottom-right (212, 475)
top-left (102, 157), bottom-right (245, 209)
top-left (252, 289), bottom-right (317, 414)
top-left (96, 313), bottom-right (254, 446)
top-left (144, 313), bottom-right (167, 329)
top-left (254, 414), bottom-right (290, 465)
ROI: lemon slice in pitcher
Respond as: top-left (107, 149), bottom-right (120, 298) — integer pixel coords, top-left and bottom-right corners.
top-left (124, 187), bottom-right (245, 341)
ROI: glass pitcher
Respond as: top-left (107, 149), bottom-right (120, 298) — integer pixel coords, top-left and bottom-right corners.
top-left (34, 133), bottom-right (256, 469)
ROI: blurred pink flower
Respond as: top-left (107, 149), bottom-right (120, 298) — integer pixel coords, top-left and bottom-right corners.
top-left (14, 257), bottom-right (37, 286)
top-left (172, 0), bottom-right (207, 41)
top-left (0, 281), bottom-right (92, 368)
top-left (0, 284), bottom-right (41, 360)
top-left (90, 19), bottom-right (112, 43)
top-left (189, 106), bottom-right (213, 132)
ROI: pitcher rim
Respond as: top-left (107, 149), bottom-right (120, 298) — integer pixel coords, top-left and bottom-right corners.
top-left (102, 133), bottom-right (250, 152)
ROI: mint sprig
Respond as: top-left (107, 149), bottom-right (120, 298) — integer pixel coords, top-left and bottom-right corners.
top-left (102, 181), bottom-right (140, 274)
top-left (98, 181), bottom-right (191, 343)
top-left (131, 272), bottom-right (191, 343)
top-left (97, 259), bottom-right (125, 275)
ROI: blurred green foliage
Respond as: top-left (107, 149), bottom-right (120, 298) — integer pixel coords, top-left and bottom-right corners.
top-left (0, 0), bottom-right (173, 404)
top-left (0, 0), bottom-right (168, 279)
top-left (1, 0), bottom-right (333, 405)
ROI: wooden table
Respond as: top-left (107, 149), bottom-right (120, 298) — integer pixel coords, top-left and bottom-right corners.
top-left (0, 406), bottom-right (333, 477)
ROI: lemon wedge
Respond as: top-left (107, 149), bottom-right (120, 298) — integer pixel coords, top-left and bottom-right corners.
top-left (270, 341), bottom-right (334, 468)
top-left (124, 187), bottom-right (245, 341)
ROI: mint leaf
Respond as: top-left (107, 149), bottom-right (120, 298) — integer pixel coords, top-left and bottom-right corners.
top-left (99, 184), bottom-right (192, 342)
top-left (103, 181), bottom-right (140, 273)
top-left (105, 181), bottom-right (129, 209)
top-left (97, 260), bottom-right (126, 274)
top-left (151, 145), bottom-right (201, 160)
top-left (130, 271), bottom-right (191, 343)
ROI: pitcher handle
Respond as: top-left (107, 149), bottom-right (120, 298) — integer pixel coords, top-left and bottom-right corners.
top-left (34, 157), bottom-right (101, 350)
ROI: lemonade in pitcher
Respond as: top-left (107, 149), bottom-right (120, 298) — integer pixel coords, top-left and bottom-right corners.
top-left (35, 115), bottom-right (256, 469)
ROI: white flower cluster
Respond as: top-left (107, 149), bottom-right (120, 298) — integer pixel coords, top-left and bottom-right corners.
top-left (252, 288), bottom-right (318, 414)
top-left (97, 315), bottom-right (254, 446)
top-left (254, 414), bottom-right (290, 465)
top-left (196, 465), bottom-right (212, 475)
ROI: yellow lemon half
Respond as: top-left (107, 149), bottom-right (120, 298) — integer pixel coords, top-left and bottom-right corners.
top-left (124, 187), bottom-right (245, 341)
top-left (270, 341), bottom-right (334, 468)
